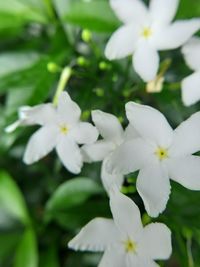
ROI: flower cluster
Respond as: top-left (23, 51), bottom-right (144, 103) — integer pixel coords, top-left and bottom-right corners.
top-left (6, 0), bottom-right (200, 266)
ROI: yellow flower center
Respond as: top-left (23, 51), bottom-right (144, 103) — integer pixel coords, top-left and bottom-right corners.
top-left (124, 239), bottom-right (137, 253)
top-left (155, 147), bottom-right (169, 161)
top-left (141, 27), bottom-right (152, 39)
top-left (59, 124), bottom-right (69, 135)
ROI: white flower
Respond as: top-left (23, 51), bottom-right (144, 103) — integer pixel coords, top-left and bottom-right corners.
top-left (181, 37), bottom-right (200, 106)
top-left (68, 190), bottom-right (172, 267)
top-left (107, 102), bottom-right (200, 217)
top-left (105, 0), bottom-right (200, 82)
top-left (82, 110), bottom-right (138, 193)
top-left (16, 92), bottom-right (98, 174)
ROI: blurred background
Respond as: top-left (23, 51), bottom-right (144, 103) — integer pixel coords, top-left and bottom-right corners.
top-left (1, 0), bottom-right (200, 266)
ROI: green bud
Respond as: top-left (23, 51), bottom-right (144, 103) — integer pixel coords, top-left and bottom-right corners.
top-left (94, 88), bottom-right (104, 97)
top-left (81, 110), bottom-right (90, 121)
top-left (118, 116), bottom-right (124, 124)
top-left (99, 61), bottom-right (108, 70)
top-left (142, 213), bottom-right (152, 225)
top-left (77, 56), bottom-right (87, 67)
top-left (82, 29), bottom-right (92, 43)
top-left (121, 186), bottom-right (129, 194)
top-left (47, 62), bottom-right (61, 73)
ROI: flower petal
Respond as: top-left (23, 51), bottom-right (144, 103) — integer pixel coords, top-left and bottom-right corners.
top-left (182, 37), bottom-right (200, 71)
top-left (101, 157), bottom-right (124, 194)
top-left (110, 0), bottom-right (148, 24)
top-left (124, 124), bottom-right (140, 140)
top-left (138, 223), bottom-right (172, 260)
top-left (56, 136), bottom-right (83, 174)
top-left (155, 19), bottom-right (200, 50)
top-left (169, 111), bottom-right (200, 156)
top-left (68, 218), bottom-right (118, 252)
top-left (181, 71), bottom-right (200, 106)
top-left (149, 0), bottom-right (179, 24)
top-left (57, 91), bottom-right (81, 124)
top-left (92, 110), bottom-right (123, 142)
top-left (126, 255), bottom-right (159, 267)
top-left (106, 139), bottom-right (153, 175)
top-left (23, 125), bottom-right (58, 164)
top-left (137, 162), bottom-right (171, 217)
top-left (167, 156), bottom-right (200, 190)
top-left (133, 42), bottom-right (159, 82)
top-left (72, 122), bottom-right (98, 145)
top-left (105, 24), bottom-right (139, 60)
top-left (126, 102), bottom-right (173, 147)
top-left (99, 248), bottom-right (125, 267)
top-left (110, 190), bottom-right (143, 239)
top-left (82, 141), bottom-right (114, 162)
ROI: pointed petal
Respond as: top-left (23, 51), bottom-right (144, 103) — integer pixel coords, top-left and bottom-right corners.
top-left (101, 157), bottom-right (124, 194)
top-left (138, 223), bottom-right (172, 260)
top-left (105, 24), bottom-right (139, 60)
top-left (169, 111), bottom-right (200, 156)
top-left (68, 218), bottom-right (118, 252)
top-left (181, 72), bottom-right (200, 106)
top-left (110, 0), bottom-right (148, 24)
top-left (5, 120), bottom-right (23, 133)
top-left (56, 136), bottom-right (83, 174)
top-left (155, 19), bottom-right (200, 50)
top-left (72, 122), bottom-right (98, 145)
top-left (137, 162), bottom-right (171, 217)
top-left (124, 124), bottom-right (140, 140)
top-left (133, 43), bottom-right (159, 82)
top-left (110, 190), bottom-right (143, 239)
top-left (106, 139), bottom-right (153, 175)
top-left (92, 110), bottom-right (123, 142)
top-left (57, 92), bottom-right (81, 124)
top-left (82, 141), bottom-right (114, 162)
top-left (167, 156), bottom-right (200, 190)
top-left (126, 102), bottom-right (173, 147)
top-left (99, 249), bottom-right (125, 267)
top-left (126, 255), bottom-right (159, 267)
top-left (182, 37), bottom-right (200, 71)
top-left (23, 126), bottom-right (58, 164)
top-left (149, 0), bottom-right (179, 24)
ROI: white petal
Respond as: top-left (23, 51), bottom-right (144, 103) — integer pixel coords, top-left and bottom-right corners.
top-left (82, 141), bottom-right (114, 162)
top-left (101, 157), bottom-right (124, 194)
top-left (133, 43), bottom-right (159, 82)
top-left (155, 19), bottom-right (200, 50)
top-left (167, 156), bottom-right (200, 190)
top-left (99, 249), bottom-right (125, 267)
top-left (106, 139), bottom-right (153, 175)
top-left (124, 124), bottom-right (140, 140)
top-left (126, 255), bottom-right (159, 267)
top-left (182, 37), bottom-right (200, 71)
top-left (110, 0), bottom-right (148, 24)
top-left (105, 24), bottom-right (139, 60)
top-left (57, 91), bottom-right (81, 124)
top-left (68, 218), bottom-right (118, 252)
top-left (149, 0), bottom-right (179, 24)
top-left (138, 223), bottom-right (172, 260)
top-left (181, 71), bottom-right (200, 106)
top-left (92, 110), bottom-right (123, 142)
top-left (72, 122), bottom-right (98, 145)
top-left (126, 102), bottom-right (173, 147)
top-left (23, 126), bottom-right (58, 164)
top-left (56, 136), bottom-right (83, 174)
top-left (137, 162), bottom-right (171, 217)
top-left (5, 120), bottom-right (23, 133)
top-left (110, 190), bottom-right (143, 239)
top-left (169, 111), bottom-right (200, 156)
top-left (20, 104), bottom-right (57, 125)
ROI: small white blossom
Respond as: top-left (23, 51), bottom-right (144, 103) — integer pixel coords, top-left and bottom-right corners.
top-left (68, 190), bottom-right (172, 267)
top-left (107, 102), bottom-right (200, 217)
top-left (8, 92), bottom-right (98, 174)
top-left (182, 37), bottom-right (200, 106)
top-left (105, 0), bottom-right (200, 82)
top-left (82, 110), bottom-right (138, 193)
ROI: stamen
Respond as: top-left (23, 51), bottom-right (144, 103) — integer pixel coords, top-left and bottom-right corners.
top-left (155, 147), bottom-right (169, 160)
top-left (141, 27), bottom-right (152, 39)
top-left (124, 239), bottom-right (137, 253)
top-left (59, 124), bottom-right (69, 135)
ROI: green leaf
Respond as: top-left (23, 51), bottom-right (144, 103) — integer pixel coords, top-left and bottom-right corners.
top-left (46, 177), bottom-right (103, 213)
top-left (0, 171), bottom-right (29, 225)
top-left (14, 228), bottom-right (38, 267)
top-left (177, 0), bottom-right (200, 18)
top-left (56, 0), bottom-right (120, 32)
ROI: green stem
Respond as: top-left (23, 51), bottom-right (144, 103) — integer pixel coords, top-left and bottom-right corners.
top-left (53, 67), bottom-right (72, 106)
top-left (43, 0), bottom-right (56, 20)
top-left (187, 237), bottom-right (194, 267)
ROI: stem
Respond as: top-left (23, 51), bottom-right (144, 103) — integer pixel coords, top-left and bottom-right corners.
top-left (43, 0), bottom-right (56, 20)
top-left (53, 67), bottom-right (72, 106)
top-left (187, 237), bottom-right (194, 267)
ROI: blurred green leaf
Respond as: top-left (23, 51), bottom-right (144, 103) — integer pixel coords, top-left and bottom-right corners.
top-left (56, 0), bottom-right (120, 32)
top-left (46, 177), bottom-right (103, 213)
top-left (177, 0), bottom-right (200, 18)
top-left (14, 227), bottom-right (38, 267)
